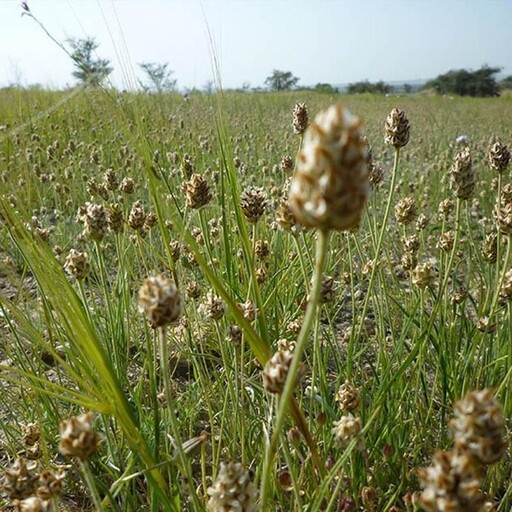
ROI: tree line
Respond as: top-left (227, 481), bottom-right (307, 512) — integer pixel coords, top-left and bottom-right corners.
top-left (62, 38), bottom-right (512, 97)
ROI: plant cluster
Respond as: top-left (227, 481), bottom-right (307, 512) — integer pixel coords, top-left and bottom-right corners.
top-left (0, 88), bottom-right (510, 511)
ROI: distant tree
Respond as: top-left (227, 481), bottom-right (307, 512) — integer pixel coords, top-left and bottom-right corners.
top-left (347, 80), bottom-right (393, 94)
top-left (500, 75), bottom-right (512, 90)
top-left (424, 66), bottom-right (500, 97)
top-left (264, 70), bottom-right (299, 91)
top-left (403, 83), bottom-right (413, 94)
top-left (67, 37), bottom-right (112, 87)
top-left (314, 83), bottom-right (338, 94)
top-left (138, 62), bottom-right (177, 93)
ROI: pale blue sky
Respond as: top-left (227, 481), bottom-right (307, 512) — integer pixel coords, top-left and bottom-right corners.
top-left (0, 0), bottom-right (511, 90)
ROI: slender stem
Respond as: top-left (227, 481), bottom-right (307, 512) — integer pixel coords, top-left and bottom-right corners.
top-left (158, 327), bottom-right (202, 510)
top-left (78, 459), bottom-right (103, 511)
top-left (260, 229), bottom-right (330, 506)
top-left (350, 147), bottom-right (401, 369)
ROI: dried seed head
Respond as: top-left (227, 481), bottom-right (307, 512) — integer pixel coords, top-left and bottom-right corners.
top-left (237, 300), bottom-right (257, 322)
top-left (276, 338), bottom-right (296, 353)
top-left (438, 198), bottom-right (455, 219)
top-left (144, 211), bottom-right (158, 230)
top-left (384, 108), bottom-right (410, 148)
top-left (419, 450), bottom-right (485, 512)
top-left (320, 275), bottom-right (336, 303)
top-left (262, 350), bottom-right (294, 394)
top-left (226, 324), bottom-right (243, 345)
top-left (128, 200), bottom-right (146, 231)
top-left (240, 186), bottom-right (268, 224)
top-left (199, 290), bottom-right (226, 321)
top-left (279, 155), bottom-right (294, 172)
top-left (107, 203), bottom-right (124, 233)
top-left (394, 197), bottom-right (417, 225)
top-left (254, 240), bottom-right (270, 260)
top-left (289, 103), bottom-right (370, 231)
top-left (482, 233), bottom-right (498, 263)
top-left (58, 412), bottom-right (99, 460)
top-left (185, 280), bottom-right (202, 299)
top-left (437, 230), bottom-right (455, 252)
top-left (138, 275), bottom-right (182, 328)
top-left (22, 424), bottom-right (40, 447)
top-left (36, 469), bottom-right (65, 500)
top-left (332, 414), bottom-right (364, 450)
top-left (401, 251), bottom-right (418, 271)
top-left (77, 203), bottom-right (108, 241)
top-left (182, 173), bottom-right (212, 209)
top-left (12, 496), bottom-right (51, 512)
top-left (292, 102), bottom-right (309, 135)
top-left (403, 234), bottom-right (420, 254)
top-left (335, 380), bottom-right (361, 412)
top-left (499, 269), bottom-right (512, 300)
top-left (2, 457), bottom-right (39, 500)
top-left (451, 148), bottom-right (476, 200)
top-left (412, 260), bottom-right (436, 289)
top-left (64, 249), bottom-right (90, 280)
top-left (276, 179), bottom-right (300, 232)
top-left (450, 389), bottom-right (506, 465)
top-left (103, 168), bottom-right (118, 191)
top-left (119, 177), bottom-right (135, 194)
top-left (495, 183), bottom-right (512, 235)
top-left (368, 163), bottom-right (384, 188)
top-left (207, 462), bottom-right (257, 512)
top-left (487, 137), bottom-right (510, 173)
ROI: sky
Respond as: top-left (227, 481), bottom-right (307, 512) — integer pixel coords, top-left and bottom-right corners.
top-left (0, 0), bottom-right (511, 91)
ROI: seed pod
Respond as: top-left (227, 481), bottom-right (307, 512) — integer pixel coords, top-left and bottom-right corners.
top-left (207, 462), bottom-right (257, 512)
top-left (138, 275), bottom-right (182, 328)
top-left (384, 108), bottom-right (410, 148)
top-left (289, 103), bottom-right (369, 231)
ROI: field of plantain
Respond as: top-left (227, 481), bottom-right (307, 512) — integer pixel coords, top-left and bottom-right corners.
top-left (0, 86), bottom-right (510, 511)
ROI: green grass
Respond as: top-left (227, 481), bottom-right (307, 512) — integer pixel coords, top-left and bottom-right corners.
top-left (0, 87), bottom-right (511, 510)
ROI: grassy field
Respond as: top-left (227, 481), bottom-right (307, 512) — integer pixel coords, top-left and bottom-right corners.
top-left (0, 87), bottom-right (510, 511)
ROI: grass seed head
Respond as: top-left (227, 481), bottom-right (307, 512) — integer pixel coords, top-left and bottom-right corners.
top-left (12, 496), bottom-right (51, 512)
top-left (2, 457), bottom-right (39, 501)
top-left (240, 186), bottom-right (268, 224)
top-left (58, 412), bottom-right (99, 461)
top-left (199, 290), bottom-right (226, 321)
top-left (128, 200), bottom-right (146, 231)
top-left (394, 197), bottom-right (417, 225)
top-left (182, 173), bottom-right (212, 209)
top-left (289, 103), bottom-right (370, 231)
top-left (262, 350), bottom-right (294, 394)
top-left (336, 380), bottom-right (361, 412)
top-left (207, 462), bottom-right (257, 512)
top-left (450, 389), bottom-right (506, 466)
top-left (332, 414), bottom-right (364, 450)
top-left (292, 102), bottom-right (309, 135)
top-left (138, 275), bottom-right (182, 328)
top-left (451, 147), bottom-right (476, 200)
top-left (78, 202), bottom-right (108, 241)
top-left (487, 137), bottom-right (510, 173)
top-left (107, 203), bottom-right (124, 233)
top-left (419, 450), bottom-right (485, 512)
top-left (64, 249), bottom-right (90, 280)
top-left (384, 108), bottom-right (410, 148)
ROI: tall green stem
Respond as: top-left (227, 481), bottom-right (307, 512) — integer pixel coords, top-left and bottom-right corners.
top-left (158, 327), bottom-right (201, 511)
top-left (260, 229), bottom-right (330, 506)
top-left (349, 147), bottom-right (400, 378)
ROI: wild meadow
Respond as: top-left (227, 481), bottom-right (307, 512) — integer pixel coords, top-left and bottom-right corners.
top-left (0, 86), bottom-right (510, 511)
